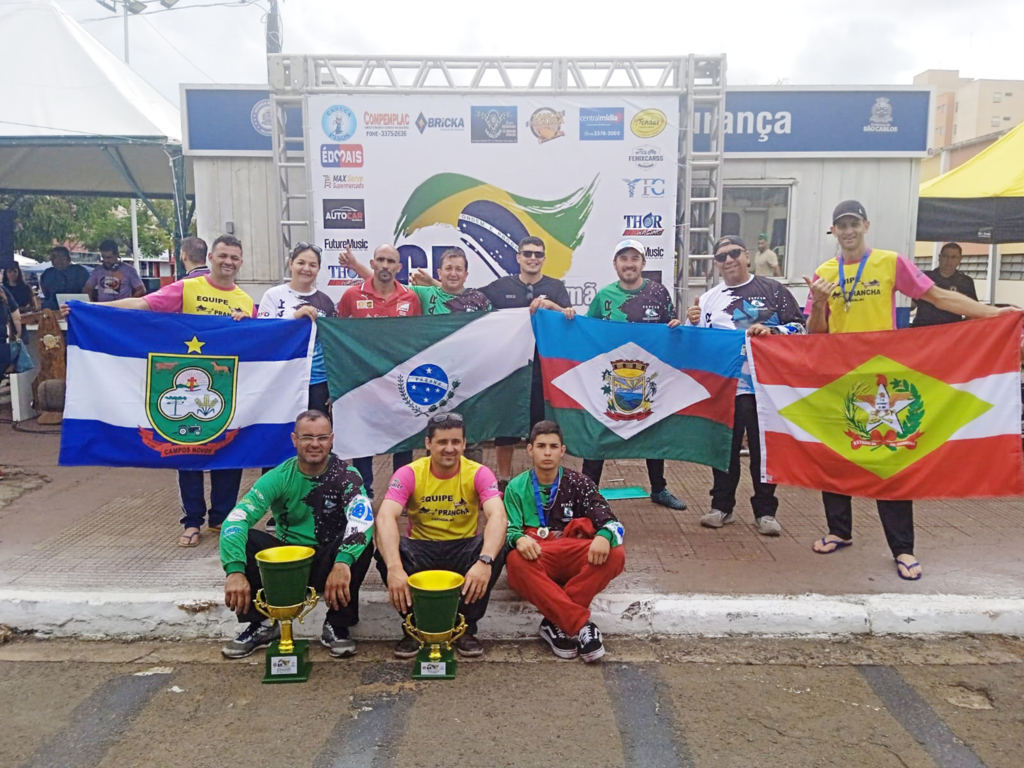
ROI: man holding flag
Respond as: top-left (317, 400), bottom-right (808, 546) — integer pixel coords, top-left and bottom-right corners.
top-left (805, 200), bottom-right (1013, 580)
top-left (576, 240), bottom-right (687, 511)
top-left (67, 235), bottom-right (254, 548)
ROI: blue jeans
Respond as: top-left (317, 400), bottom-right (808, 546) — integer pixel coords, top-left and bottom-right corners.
top-left (351, 451), bottom-right (413, 498)
top-left (177, 469), bottom-right (243, 529)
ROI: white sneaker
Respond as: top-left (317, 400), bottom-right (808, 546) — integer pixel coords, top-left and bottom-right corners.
top-left (757, 516), bottom-right (782, 536)
top-left (700, 510), bottom-right (735, 528)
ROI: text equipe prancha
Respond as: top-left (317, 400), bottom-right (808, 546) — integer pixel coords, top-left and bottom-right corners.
top-left (415, 113), bottom-right (465, 133)
top-left (322, 199), bottom-right (366, 229)
top-left (322, 174), bottom-right (365, 190)
top-left (364, 111), bottom-right (411, 137)
top-left (323, 238), bottom-right (369, 251)
top-left (320, 144), bottom-right (364, 167)
top-left (629, 146), bottom-right (664, 168)
top-left (622, 213), bottom-right (664, 237)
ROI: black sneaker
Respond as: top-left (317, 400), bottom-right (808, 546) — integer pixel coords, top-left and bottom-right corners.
top-left (221, 621), bottom-right (280, 659)
top-left (576, 622), bottom-right (605, 663)
top-left (320, 621), bottom-right (356, 658)
top-left (393, 632), bottom-right (421, 659)
top-left (539, 619), bottom-right (578, 659)
top-left (455, 633), bottom-right (484, 657)
top-left (265, 516), bottom-right (276, 530)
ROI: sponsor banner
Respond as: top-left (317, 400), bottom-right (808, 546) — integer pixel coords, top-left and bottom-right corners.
top-left (183, 87), bottom-right (302, 155)
top-left (307, 95), bottom-right (680, 307)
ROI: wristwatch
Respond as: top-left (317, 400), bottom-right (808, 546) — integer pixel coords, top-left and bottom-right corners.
top-left (477, 554), bottom-right (494, 566)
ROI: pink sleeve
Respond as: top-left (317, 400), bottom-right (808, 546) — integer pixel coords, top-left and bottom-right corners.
top-left (474, 465), bottom-right (500, 504)
top-left (383, 465), bottom-right (416, 507)
top-left (895, 255), bottom-right (934, 300)
top-left (143, 280), bottom-right (185, 313)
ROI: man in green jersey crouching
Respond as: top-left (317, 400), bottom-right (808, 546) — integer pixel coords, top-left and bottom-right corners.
top-left (220, 410), bottom-right (374, 659)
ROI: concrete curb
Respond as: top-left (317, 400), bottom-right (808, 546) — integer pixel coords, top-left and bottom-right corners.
top-left (2, 589), bottom-right (1022, 639)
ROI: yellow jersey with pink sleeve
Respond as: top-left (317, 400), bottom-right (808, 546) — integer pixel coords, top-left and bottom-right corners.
top-left (804, 249), bottom-right (934, 334)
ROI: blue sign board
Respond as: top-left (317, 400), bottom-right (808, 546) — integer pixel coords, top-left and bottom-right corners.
top-left (183, 87), bottom-right (302, 155)
top-left (183, 87), bottom-right (930, 157)
top-left (695, 89), bottom-right (931, 155)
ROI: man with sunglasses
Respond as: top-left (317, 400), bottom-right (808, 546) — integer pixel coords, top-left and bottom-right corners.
top-left (576, 239), bottom-right (687, 511)
top-left (220, 410), bottom-right (375, 659)
top-left (375, 412), bottom-right (508, 658)
top-left (686, 235), bottom-right (804, 535)
top-left (338, 244), bottom-right (423, 497)
top-left (480, 236), bottom-right (573, 490)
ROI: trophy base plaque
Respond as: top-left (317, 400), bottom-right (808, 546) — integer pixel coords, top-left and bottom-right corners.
top-left (263, 638), bottom-right (312, 684)
top-left (412, 644), bottom-right (459, 680)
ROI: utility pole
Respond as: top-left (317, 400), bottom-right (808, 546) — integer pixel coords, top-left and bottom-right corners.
top-left (266, 0), bottom-right (282, 54)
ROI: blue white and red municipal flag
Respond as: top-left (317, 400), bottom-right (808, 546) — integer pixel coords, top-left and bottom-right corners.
top-left (60, 303), bottom-right (314, 470)
top-left (532, 309), bottom-right (745, 470)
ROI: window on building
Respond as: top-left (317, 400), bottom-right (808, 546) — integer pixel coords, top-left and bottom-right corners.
top-left (1006, 92), bottom-right (1014, 97)
top-left (1000, 253), bottom-right (1024, 280)
top-left (954, 124), bottom-right (958, 136)
top-left (959, 254), bottom-right (990, 280)
top-left (993, 92), bottom-right (1003, 103)
top-left (992, 117), bottom-right (1001, 127)
top-left (955, 101), bottom-right (959, 112)
top-left (1005, 116), bottom-right (1012, 121)
top-left (721, 185), bottom-right (791, 280)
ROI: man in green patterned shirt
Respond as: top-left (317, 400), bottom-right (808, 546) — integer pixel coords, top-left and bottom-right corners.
top-left (409, 247), bottom-right (492, 314)
top-left (220, 410), bottom-right (374, 659)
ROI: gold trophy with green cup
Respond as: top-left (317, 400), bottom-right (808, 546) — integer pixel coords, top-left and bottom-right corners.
top-left (403, 570), bottom-right (467, 680)
top-left (253, 545), bottom-right (320, 684)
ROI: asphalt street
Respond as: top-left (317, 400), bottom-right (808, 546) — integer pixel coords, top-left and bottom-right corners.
top-left (1, 636), bottom-right (1022, 768)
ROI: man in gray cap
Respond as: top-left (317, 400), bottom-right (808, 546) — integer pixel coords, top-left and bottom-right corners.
top-left (576, 239), bottom-right (687, 510)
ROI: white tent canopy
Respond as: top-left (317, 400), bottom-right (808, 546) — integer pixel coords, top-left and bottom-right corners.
top-left (0, 0), bottom-right (192, 199)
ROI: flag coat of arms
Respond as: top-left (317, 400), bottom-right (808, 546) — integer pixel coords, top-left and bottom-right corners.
top-left (60, 303), bottom-right (314, 469)
top-left (319, 309), bottom-right (534, 456)
top-left (748, 313), bottom-right (1024, 499)
top-left (532, 309), bottom-right (745, 470)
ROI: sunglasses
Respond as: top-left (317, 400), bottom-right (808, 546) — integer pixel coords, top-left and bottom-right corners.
top-left (519, 249), bottom-right (545, 258)
top-left (293, 242), bottom-right (323, 256)
top-left (428, 412), bottom-right (464, 425)
top-left (714, 248), bottom-right (745, 263)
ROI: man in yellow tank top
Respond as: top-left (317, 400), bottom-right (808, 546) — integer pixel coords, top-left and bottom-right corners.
top-left (375, 413), bottom-right (508, 658)
top-left (76, 235), bottom-right (255, 548)
top-left (804, 201), bottom-right (1014, 581)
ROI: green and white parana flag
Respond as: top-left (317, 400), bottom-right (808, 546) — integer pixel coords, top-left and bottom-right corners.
top-left (319, 308), bottom-right (534, 455)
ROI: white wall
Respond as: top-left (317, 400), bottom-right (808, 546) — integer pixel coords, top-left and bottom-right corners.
top-left (723, 156), bottom-right (921, 304)
top-left (192, 156), bottom-right (308, 301)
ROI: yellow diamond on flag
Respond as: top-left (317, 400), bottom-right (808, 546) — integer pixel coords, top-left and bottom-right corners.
top-left (779, 355), bottom-right (992, 479)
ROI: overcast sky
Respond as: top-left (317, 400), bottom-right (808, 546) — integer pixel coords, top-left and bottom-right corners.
top-left (24, 0), bottom-right (1024, 106)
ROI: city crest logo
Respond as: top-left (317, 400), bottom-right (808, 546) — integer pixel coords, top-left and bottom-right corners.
top-left (843, 374), bottom-right (924, 450)
top-left (603, 359), bottom-right (658, 421)
top-left (143, 346), bottom-right (239, 454)
top-left (864, 97), bottom-right (898, 133)
top-left (397, 363), bottom-right (461, 417)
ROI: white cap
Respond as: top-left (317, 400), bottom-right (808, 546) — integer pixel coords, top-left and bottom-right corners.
top-left (614, 239), bottom-right (645, 256)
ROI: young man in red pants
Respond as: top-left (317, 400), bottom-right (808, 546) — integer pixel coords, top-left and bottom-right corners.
top-left (504, 421), bottom-right (625, 662)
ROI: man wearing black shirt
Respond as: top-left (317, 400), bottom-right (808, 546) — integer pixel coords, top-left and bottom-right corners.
top-left (912, 243), bottom-right (978, 327)
top-left (480, 237), bottom-right (572, 489)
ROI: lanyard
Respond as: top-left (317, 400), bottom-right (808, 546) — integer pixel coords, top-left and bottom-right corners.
top-left (837, 251), bottom-right (870, 311)
top-left (530, 468), bottom-right (561, 528)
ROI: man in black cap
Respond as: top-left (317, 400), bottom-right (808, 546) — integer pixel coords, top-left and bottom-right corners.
top-left (912, 243), bottom-right (978, 327)
top-left (804, 200), bottom-right (1012, 581)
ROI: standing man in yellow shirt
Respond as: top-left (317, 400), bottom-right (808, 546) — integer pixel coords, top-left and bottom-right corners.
top-left (804, 201), bottom-right (1011, 581)
top-left (374, 413), bottom-right (507, 658)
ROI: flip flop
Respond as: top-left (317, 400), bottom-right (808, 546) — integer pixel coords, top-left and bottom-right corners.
top-left (813, 537), bottom-right (853, 554)
top-left (178, 529), bottom-right (200, 548)
top-left (895, 559), bottom-right (922, 581)
top-left (208, 525), bottom-right (222, 533)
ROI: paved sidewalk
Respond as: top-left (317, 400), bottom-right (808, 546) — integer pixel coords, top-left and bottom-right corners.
top-left (2, 418), bottom-right (1023, 637)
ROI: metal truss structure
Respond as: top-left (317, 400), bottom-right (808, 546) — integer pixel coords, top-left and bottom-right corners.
top-left (267, 54), bottom-right (726, 309)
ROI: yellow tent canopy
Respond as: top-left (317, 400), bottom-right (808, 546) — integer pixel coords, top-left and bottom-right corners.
top-left (917, 121), bottom-right (1024, 243)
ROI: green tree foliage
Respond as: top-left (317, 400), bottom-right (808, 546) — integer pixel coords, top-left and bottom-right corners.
top-left (0, 195), bottom-right (174, 260)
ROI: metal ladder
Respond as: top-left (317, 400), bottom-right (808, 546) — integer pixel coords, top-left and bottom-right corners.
top-left (677, 54), bottom-right (727, 311)
top-left (269, 57), bottom-right (310, 266)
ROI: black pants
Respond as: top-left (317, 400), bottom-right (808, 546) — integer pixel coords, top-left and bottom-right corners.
top-left (822, 492), bottom-right (914, 558)
top-left (711, 395), bottom-right (778, 520)
top-left (580, 459), bottom-right (667, 495)
top-left (308, 382), bottom-right (331, 420)
top-left (352, 451), bottom-right (413, 498)
top-left (236, 529), bottom-right (375, 631)
top-left (375, 535), bottom-right (507, 634)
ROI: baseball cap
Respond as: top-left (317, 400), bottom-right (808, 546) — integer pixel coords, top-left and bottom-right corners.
top-left (614, 239), bottom-right (645, 256)
top-left (758, 232), bottom-right (768, 240)
top-left (832, 200), bottom-right (867, 223)
top-left (713, 235), bottom-right (746, 252)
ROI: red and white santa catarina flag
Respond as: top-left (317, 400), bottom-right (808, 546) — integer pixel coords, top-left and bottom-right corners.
top-left (748, 313), bottom-right (1024, 499)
